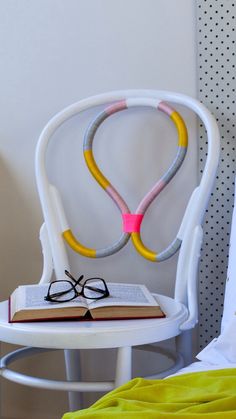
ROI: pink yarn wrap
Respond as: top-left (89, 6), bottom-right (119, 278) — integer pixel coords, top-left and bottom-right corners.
top-left (122, 213), bottom-right (144, 233)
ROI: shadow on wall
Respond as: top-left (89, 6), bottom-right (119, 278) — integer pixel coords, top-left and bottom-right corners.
top-left (0, 158), bottom-right (69, 419)
top-left (0, 157), bottom-right (42, 299)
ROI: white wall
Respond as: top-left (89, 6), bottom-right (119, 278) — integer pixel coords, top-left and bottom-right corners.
top-left (0, 1), bottom-right (197, 418)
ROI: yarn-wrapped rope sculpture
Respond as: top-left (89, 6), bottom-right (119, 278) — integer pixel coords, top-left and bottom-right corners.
top-left (63, 98), bottom-right (188, 261)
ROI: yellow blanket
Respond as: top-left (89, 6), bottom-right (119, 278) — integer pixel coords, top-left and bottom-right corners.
top-left (62, 368), bottom-right (236, 418)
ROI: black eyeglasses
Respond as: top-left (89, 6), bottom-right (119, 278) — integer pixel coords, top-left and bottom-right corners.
top-left (44, 270), bottom-right (110, 303)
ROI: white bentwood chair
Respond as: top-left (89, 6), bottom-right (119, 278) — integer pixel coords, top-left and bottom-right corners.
top-left (0, 90), bottom-right (220, 410)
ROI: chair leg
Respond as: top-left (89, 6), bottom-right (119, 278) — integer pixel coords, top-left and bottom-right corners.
top-left (115, 346), bottom-right (132, 387)
top-left (176, 330), bottom-right (193, 366)
top-left (64, 349), bottom-right (82, 410)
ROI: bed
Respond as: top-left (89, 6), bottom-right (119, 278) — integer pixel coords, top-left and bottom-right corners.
top-left (62, 188), bottom-right (236, 418)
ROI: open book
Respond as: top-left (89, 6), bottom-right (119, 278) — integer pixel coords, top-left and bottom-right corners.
top-left (9, 282), bottom-right (165, 322)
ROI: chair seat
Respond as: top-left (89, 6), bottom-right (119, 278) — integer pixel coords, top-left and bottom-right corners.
top-left (0, 294), bottom-right (188, 349)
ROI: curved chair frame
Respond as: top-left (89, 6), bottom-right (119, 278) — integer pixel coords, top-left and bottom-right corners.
top-left (0, 90), bottom-right (220, 410)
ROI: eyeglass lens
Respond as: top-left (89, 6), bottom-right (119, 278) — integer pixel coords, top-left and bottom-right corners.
top-left (49, 280), bottom-right (77, 302)
top-left (83, 279), bottom-right (107, 299)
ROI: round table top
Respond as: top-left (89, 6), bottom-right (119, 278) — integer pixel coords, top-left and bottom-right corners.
top-left (0, 294), bottom-right (188, 349)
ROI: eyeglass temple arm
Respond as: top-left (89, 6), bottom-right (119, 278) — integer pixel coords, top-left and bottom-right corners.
top-left (65, 270), bottom-right (84, 285)
top-left (83, 285), bottom-right (108, 294)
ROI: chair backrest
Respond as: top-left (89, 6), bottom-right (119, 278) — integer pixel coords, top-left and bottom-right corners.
top-left (35, 89), bottom-right (220, 330)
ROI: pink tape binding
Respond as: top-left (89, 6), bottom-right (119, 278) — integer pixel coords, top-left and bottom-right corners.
top-left (106, 100), bottom-right (127, 115)
top-left (122, 213), bottom-right (144, 233)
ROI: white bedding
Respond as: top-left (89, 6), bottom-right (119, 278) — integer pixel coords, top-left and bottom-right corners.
top-left (221, 182), bottom-right (236, 333)
top-left (192, 182), bottom-right (236, 367)
top-left (171, 360), bottom-right (236, 377)
top-left (171, 182), bottom-right (236, 374)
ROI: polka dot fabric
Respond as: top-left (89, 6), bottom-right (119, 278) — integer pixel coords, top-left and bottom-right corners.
top-left (197, 0), bottom-right (236, 349)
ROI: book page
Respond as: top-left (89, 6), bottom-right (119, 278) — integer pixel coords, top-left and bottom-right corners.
top-left (16, 283), bottom-right (87, 310)
top-left (87, 283), bottom-right (158, 309)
